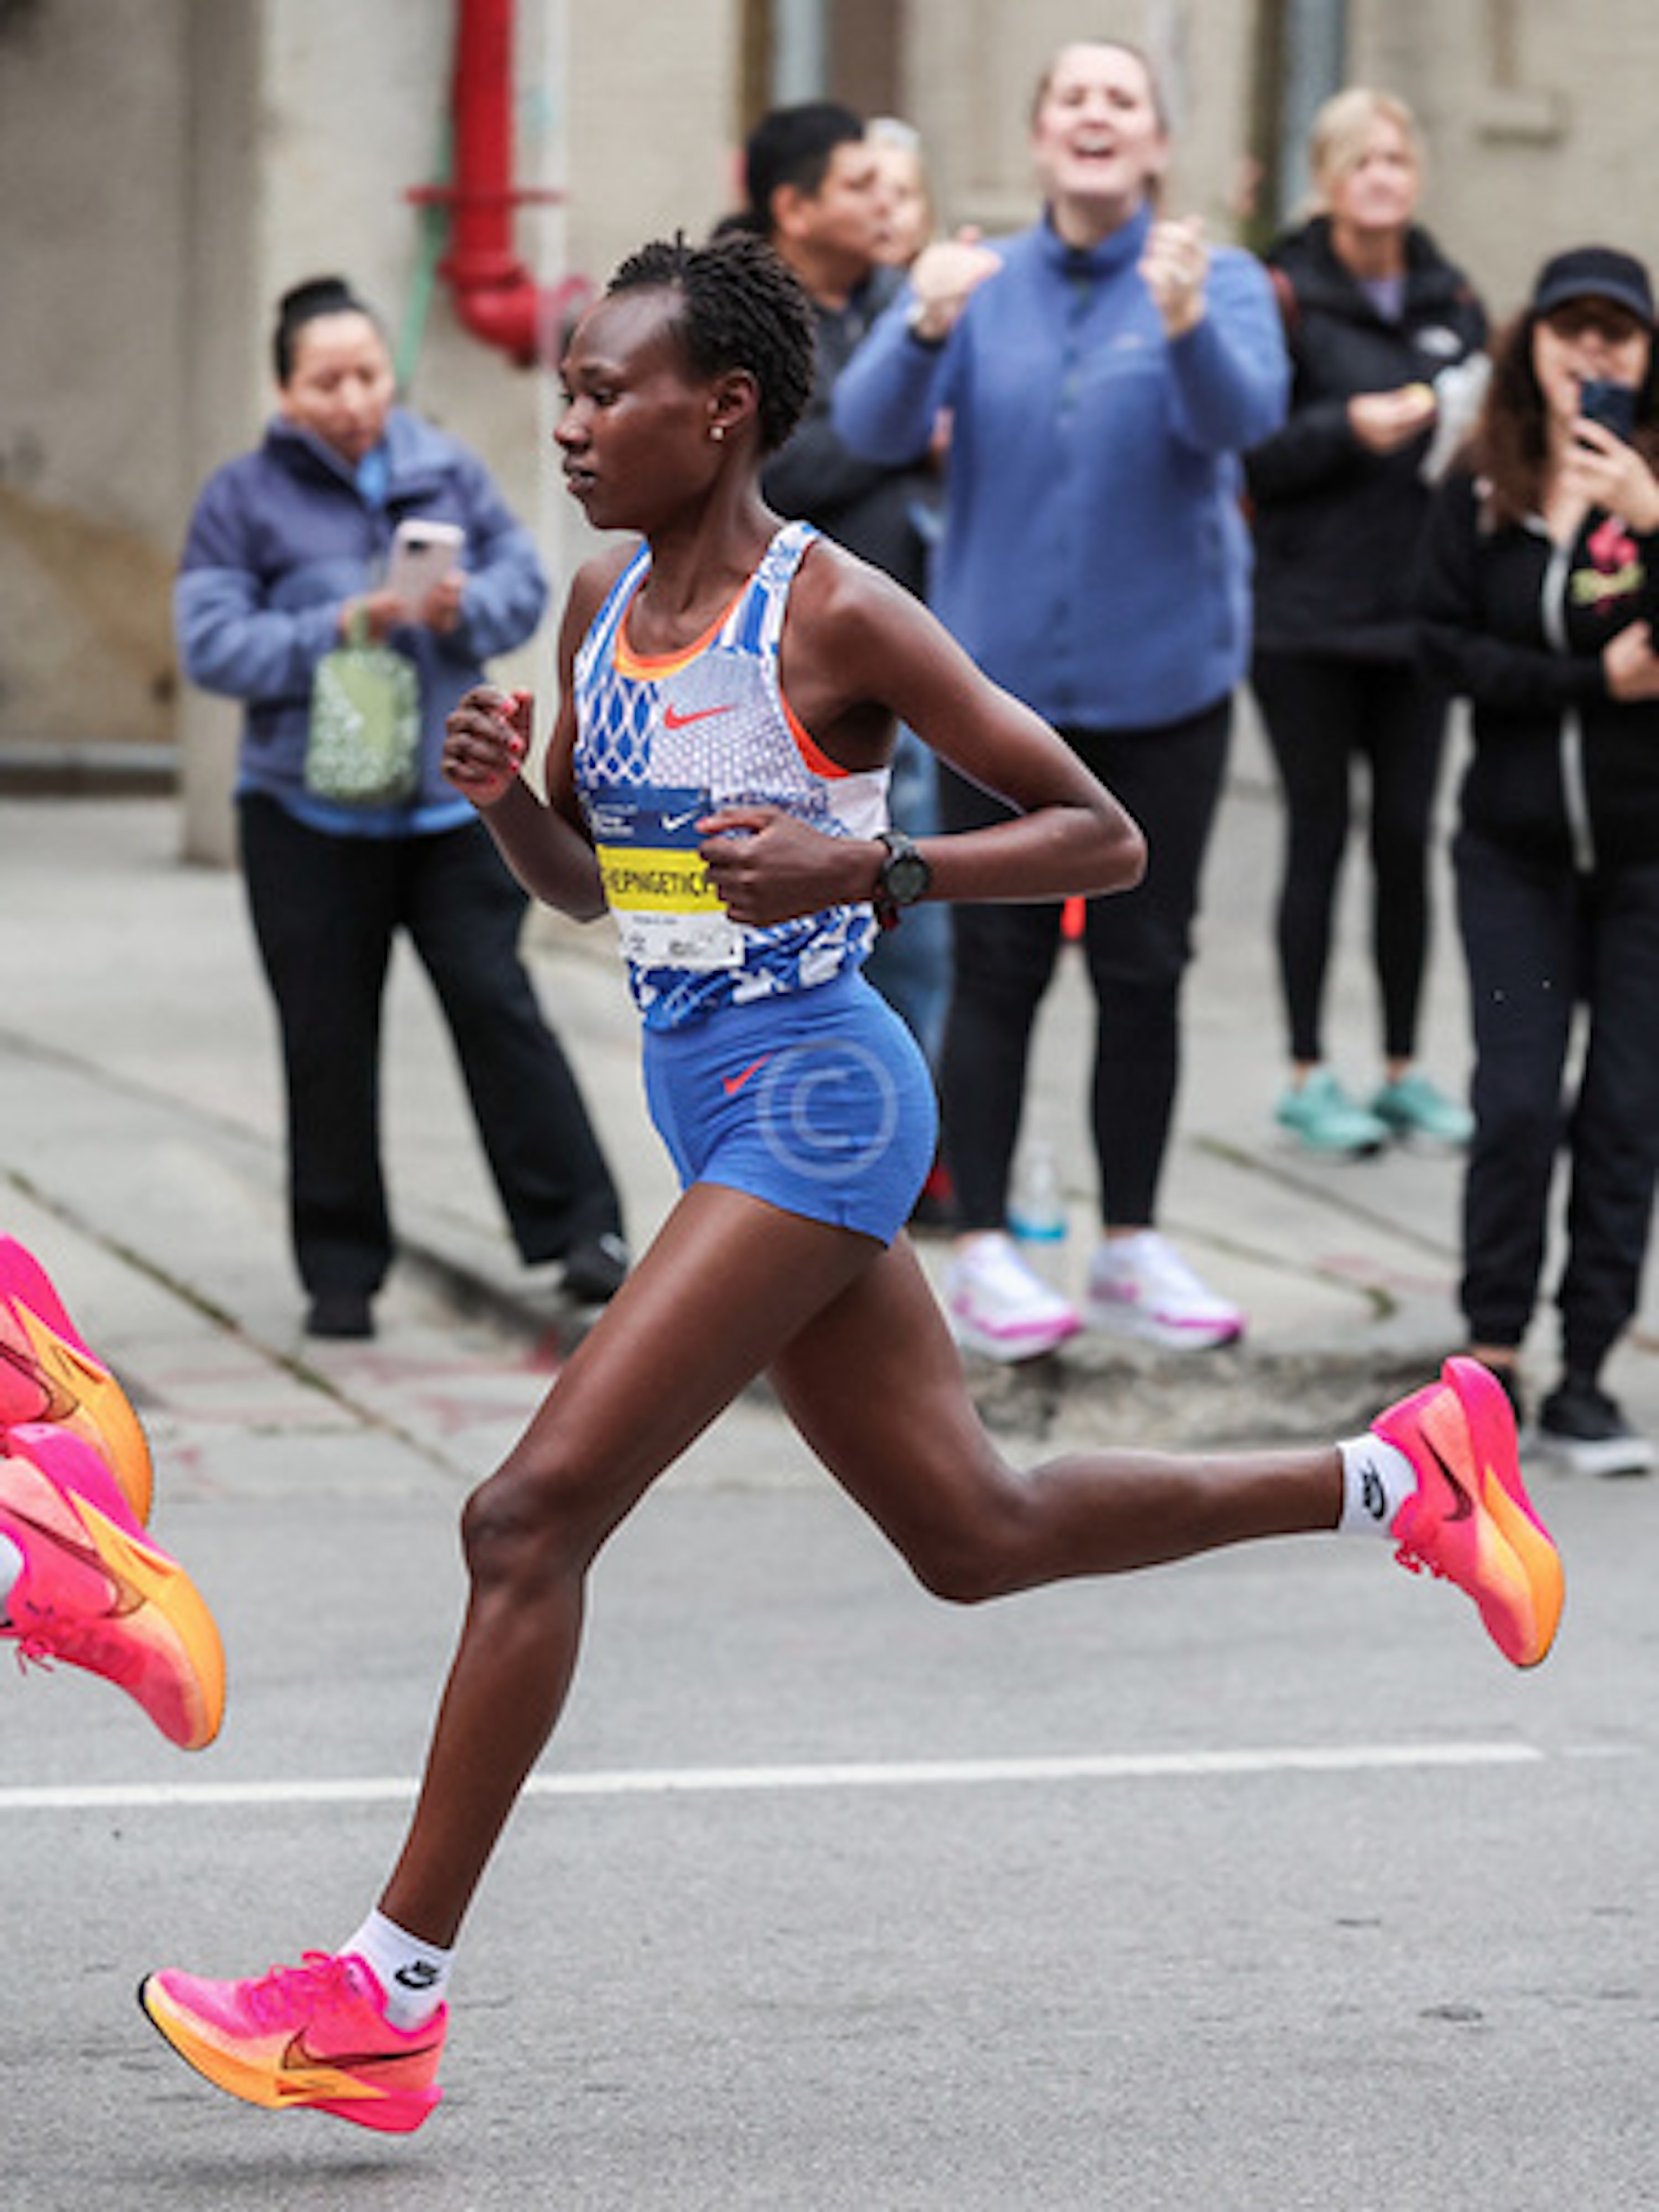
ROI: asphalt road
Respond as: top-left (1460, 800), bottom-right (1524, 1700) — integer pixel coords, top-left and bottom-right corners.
top-left (5, 1329), bottom-right (1657, 2212)
top-left (4, 768), bottom-right (1658, 2210)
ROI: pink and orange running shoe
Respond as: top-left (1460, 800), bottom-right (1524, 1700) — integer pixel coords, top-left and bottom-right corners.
top-left (1377, 1354), bottom-right (1564, 1668)
top-left (0, 1235), bottom-right (154, 1526)
top-left (139, 1952), bottom-right (447, 2133)
top-left (0, 1420), bottom-right (223, 1748)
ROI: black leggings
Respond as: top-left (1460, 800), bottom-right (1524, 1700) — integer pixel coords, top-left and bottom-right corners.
top-left (938, 699), bottom-right (1231, 1234)
top-left (240, 796), bottom-right (623, 1298)
top-left (1250, 651), bottom-right (1449, 1066)
top-left (1456, 829), bottom-right (1659, 1377)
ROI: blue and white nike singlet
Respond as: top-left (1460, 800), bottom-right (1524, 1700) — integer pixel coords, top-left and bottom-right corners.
top-left (572, 520), bottom-right (888, 1031)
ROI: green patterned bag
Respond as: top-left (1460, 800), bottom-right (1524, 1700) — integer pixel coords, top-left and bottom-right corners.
top-left (305, 609), bottom-right (421, 807)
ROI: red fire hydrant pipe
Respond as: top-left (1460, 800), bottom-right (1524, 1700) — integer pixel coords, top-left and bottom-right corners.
top-left (412, 0), bottom-right (586, 368)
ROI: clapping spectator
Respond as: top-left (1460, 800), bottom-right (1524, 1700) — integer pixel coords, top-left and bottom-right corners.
top-left (837, 39), bottom-right (1288, 1359)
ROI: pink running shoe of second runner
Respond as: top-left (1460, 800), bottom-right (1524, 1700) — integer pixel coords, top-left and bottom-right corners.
top-left (0, 1235), bottom-right (154, 1526)
top-left (0, 1421), bottom-right (223, 1748)
top-left (1377, 1353), bottom-right (1564, 1668)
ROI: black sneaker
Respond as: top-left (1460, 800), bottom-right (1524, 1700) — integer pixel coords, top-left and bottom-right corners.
top-left (1537, 1375), bottom-right (1655, 1477)
top-left (306, 1291), bottom-right (375, 1341)
top-left (560, 1233), bottom-right (630, 1305)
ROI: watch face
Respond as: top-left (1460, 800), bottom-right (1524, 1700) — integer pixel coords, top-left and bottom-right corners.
top-left (882, 841), bottom-right (929, 904)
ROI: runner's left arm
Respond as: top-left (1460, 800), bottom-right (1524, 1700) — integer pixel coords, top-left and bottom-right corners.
top-left (700, 541), bottom-right (1145, 926)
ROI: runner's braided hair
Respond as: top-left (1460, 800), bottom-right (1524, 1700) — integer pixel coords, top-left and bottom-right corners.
top-left (606, 232), bottom-right (816, 454)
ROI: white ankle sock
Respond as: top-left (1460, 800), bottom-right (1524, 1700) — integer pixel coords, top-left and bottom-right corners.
top-left (344, 1909), bottom-right (454, 2032)
top-left (1337, 1435), bottom-right (1417, 1536)
top-left (0, 1533), bottom-right (22, 1620)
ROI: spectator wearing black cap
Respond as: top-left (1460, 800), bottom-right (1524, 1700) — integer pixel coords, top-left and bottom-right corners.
top-left (1417, 244), bottom-right (1659, 1473)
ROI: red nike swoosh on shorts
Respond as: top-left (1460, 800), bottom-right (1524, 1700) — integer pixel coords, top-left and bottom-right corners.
top-left (662, 703), bottom-right (735, 730)
top-left (722, 1056), bottom-right (772, 1097)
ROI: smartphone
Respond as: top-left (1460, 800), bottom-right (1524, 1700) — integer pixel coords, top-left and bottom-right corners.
top-left (387, 518), bottom-right (465, 601)
top-left (1578, 378), bottom-right (1639, 442)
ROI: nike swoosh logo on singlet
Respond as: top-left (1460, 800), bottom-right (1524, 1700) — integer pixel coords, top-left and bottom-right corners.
top-left (663, 704), bottom-right (735, 730)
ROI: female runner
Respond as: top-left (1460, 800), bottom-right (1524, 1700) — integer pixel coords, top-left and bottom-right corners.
top-left (140, 232), bottom-right (1561, 2134)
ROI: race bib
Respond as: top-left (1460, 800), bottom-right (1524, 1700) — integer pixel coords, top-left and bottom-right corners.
top-left (586, 782), bottom-right (743, 973)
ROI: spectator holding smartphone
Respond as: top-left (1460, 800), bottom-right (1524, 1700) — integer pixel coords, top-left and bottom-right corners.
top-left (1417, 246), bottom-right (1659, 1473)
top-left (176, 276), bottom-right (629, 1340)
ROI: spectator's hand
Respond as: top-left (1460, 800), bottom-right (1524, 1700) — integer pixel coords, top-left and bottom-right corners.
top-left (415, 568), bottom-right (466, 636)
top-left (339, 588), bottom-right (408, 644)
top-left (1348, 383), bottom-right (1439, 454)
top-left (1603, 620), bottom-right (1659, 701)
top-left (1564, 419), bottom-right (1659, 534)
top-left (906, 227), bottom-right (1001, 343)
top-left (697, 805), bottom-right (864, 926)
top-left (1139, 215), bottom-right (1209, 339)
top-left (444, 685), bottom-right (530, 806)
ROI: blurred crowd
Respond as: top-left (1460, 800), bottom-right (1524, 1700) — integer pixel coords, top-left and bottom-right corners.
top-left (174, 38), bottom-right (1659, 1480)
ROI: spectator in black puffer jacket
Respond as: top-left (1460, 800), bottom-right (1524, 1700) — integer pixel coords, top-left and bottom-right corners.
top-left (1245, 89), bottom-right (1487, 1161)
top-left (1417, 245), bottom-right (1659, 1477)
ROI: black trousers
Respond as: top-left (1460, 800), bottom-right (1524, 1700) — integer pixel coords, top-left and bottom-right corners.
top-left (1455, 828), bottom-right (1659, 1376)
top-left (1250, 650), bottom-right (1449, 1066)
top-left (938, 698), bottom-right (1231, 1232)
top-left (240, 796), bottom-right (623, 1298)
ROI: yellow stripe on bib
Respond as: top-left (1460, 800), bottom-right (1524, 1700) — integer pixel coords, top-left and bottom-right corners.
top-left (596, 845), bottom-right (723, 914)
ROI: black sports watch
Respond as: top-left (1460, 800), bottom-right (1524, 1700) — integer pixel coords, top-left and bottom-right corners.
top-left (873, 828), bottom-right (932, 928)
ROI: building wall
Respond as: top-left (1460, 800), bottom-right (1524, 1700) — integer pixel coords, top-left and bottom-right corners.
top-left (0, 0), bottom-right (191, 754)
top-left (2, 0), bottom-right (1658, 858)
top-left (1346, 0), bottom-right (1659, 317)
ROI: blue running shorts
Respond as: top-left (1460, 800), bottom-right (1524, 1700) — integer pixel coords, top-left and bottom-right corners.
top-left (643, 970), bottom-right (938, 1244)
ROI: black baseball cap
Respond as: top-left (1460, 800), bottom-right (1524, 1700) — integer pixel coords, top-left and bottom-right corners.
top-left (1531, 246), bottom-right (1655, 325)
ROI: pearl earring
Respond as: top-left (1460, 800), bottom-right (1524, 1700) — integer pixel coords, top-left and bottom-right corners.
top-left (711, 424), bottom-right (726, 442)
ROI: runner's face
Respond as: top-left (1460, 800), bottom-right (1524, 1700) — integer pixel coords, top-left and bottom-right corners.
top-left (556, 292), bottom-right (724, 531)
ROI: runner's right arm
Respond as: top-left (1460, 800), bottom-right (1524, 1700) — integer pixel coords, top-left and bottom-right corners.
top-left (442, 554), bottom-right (625, 921)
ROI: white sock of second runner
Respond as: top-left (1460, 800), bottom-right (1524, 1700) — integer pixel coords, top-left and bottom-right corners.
top-left (1337, 1435), bottom-right (1417, 1536)
top-left (344, 1909), bottom-right (454, 2031)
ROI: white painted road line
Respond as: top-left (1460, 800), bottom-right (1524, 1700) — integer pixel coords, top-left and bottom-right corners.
top-left (0, 1739), bottom-right (1545, 1815)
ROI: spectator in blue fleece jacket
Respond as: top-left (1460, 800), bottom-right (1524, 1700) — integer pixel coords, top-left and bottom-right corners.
top-left (835, 38), bottom-right (1287, 1364)
top-left (176, 275), bottom-right (627, 1341)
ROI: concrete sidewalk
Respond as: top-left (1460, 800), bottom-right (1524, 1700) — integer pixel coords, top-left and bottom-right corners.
top-left (1, 716), bottom-right (1652, 1458)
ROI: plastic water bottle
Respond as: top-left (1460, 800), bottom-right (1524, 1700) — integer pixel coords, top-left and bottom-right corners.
top-left (1009, 1138), bottom-right (1068, 1244)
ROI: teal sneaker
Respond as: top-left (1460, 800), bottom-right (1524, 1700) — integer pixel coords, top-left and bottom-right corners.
top-left (1371, 1071), bottom-right (1473, 1149)
top-left (1275, 1069), bottom-right (1388, 1157)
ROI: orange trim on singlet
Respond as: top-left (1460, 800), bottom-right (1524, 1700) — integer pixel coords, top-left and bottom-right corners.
top-left (614, 577), bottom-right (746, 678)
top-left (612, 551), bottom-right (855, 780)
top-left (781, 692), bottom-right (851, 779)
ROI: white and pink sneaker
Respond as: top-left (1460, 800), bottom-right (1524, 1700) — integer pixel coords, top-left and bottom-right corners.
top-left (1084, 1232), bottom-right (1244, 1351)
top-left (944, 1232), bottom-right (1080, 1362)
